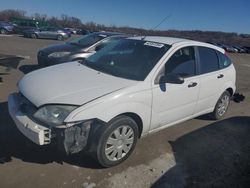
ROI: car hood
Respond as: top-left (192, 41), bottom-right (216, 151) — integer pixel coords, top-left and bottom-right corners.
top-left (41, 43), bottom-right (84, 54)
top-left (18, 62), bottom-right (137, 107)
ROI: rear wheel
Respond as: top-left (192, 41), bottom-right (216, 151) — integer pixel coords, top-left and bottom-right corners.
top-left (211, 90), bottom-right (231, 120)
top-left (57, 35), bottom-right (63, 41)
top-left (30, 33), bottom-right (37, 39)
top-left (94, 116), bottom-right (138, 167)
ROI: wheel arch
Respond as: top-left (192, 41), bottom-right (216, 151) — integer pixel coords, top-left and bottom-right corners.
top-left (114, 112), bottom-right (143, 138)
top-left (226, 87), bottom-right (234, 97)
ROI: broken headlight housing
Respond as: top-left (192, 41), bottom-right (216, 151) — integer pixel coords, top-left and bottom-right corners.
top-left (33, 105), bottom-right (78, 126)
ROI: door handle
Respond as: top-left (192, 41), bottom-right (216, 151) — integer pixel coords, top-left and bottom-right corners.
top-left (217, 74), bottom-right (224, 79)
top-left (188, 82), bottom-right (198, 88)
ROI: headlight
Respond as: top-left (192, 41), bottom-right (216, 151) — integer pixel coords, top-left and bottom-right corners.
top-left (33, 105), bottom-right (78, 126)
top-left (48, 52), bottom-right (70, 58)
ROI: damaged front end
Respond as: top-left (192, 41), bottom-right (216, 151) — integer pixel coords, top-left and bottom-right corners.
top-left (53, 119), bottom-right (106, 154)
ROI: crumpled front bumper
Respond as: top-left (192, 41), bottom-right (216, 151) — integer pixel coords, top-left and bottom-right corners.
top-left (8, 93), bottom-right (51, 145)
top-left (8, 92), bottom-right (93, 154)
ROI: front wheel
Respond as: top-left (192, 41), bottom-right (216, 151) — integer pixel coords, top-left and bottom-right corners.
top-left (0, 28), bottom-right (7, 34)
top-left (211, 90), bottom-right (231, 120)
top-left (95, 116), bottom-right (138, 167)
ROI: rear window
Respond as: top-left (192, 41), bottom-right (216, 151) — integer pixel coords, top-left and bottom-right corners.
top-left (198, 47), bottom-right (219, 74)
top-left (217, 52), bottom-right (232, 68)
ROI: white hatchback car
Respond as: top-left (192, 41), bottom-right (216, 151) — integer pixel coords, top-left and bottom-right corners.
top-left (8, 36), bottom-right (236, 167)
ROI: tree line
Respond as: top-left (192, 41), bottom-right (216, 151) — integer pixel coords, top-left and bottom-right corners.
top-left (1, 9), bottom-right (250, 46)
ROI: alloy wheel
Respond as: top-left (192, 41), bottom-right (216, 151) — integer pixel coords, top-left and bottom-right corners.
top-left (217, 94), bottom-right (230, 116)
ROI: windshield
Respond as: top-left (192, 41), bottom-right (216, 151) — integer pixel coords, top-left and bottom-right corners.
top-left (83, 39), bottom-right (170, 81)
top-left (69, 33), bottom-right (107, 48)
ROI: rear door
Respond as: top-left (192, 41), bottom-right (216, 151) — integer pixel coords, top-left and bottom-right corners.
top-left (194, 46), bottom-right (225, 114)
top-left (39, 28), bottom-right (49, 38)
top-left (48, 28), bottom-right (58, 39)
top-left (151, 46), bottom-right (200, 130)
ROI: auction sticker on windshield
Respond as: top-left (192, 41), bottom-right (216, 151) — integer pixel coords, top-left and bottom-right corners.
top-left (144, 41), bottom-right (164, 48)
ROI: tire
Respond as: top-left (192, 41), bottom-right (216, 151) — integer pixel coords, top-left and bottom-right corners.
top-left (57, 35), bottom-right (63, 41)
top-left (211, 90), bottom-right (231, 120)
top-left (0, 28), bottom-right (7, 34)
top-left (31, 33), bottom-right (37, 39)
top-left (94, 116), bottom-right (138, 167)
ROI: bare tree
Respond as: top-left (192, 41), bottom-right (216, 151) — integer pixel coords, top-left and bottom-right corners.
top-left (0, 9), bottom-right (26, 21)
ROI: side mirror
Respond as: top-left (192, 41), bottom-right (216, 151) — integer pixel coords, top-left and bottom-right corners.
top-left (159, 73), bottom-right (184, 84)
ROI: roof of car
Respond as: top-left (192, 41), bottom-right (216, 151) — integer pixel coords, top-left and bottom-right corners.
top-left (129, 36), bottom-right (225, 53)
top-left (93, 31), bottom-right (124, 37)
top-left (129, 36), bottom-right (191, 45)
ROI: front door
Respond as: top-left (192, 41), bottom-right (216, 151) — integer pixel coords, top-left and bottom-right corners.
top-left (151, 46), bottom-right (200, 130)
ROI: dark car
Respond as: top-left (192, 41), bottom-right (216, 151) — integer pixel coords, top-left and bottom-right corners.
top-left (13, 22), bottom-right (39, 34)
top-left (23, 27), bottom-right (71, 40)
top-left (233, 45), bottom-right (249, 53)
top-left (0, 21), bottom-right (14, 34)
top-left (217, 43), bottom-right (237, 53)
top-left (77, 29), bottom-right (90, 35)
top-left (37, 32), bottom-right (127, 66)
top-left (243, 46), bottom-right (250, 53)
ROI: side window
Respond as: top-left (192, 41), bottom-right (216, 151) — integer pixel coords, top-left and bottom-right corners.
top-left (40, 28), bottom-right (47, 31)
top-left (198, 47), bottom-right (219, 74)
top-left (165, 46), bottom-right (196, 77)
top-left (218, 52), bottom-right (232, 68)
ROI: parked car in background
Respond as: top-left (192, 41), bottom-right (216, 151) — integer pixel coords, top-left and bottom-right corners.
top-left (217, 43), bottom-right (237, 53)
top-left (23, 27), bottom-right (71, 40)
top-left (233, 46), bottom-right (247, 53)
top-left (243, 46), bottom-right (250, 53)
top-left (11, 17), bottom-right (50, 34)
top-left (13, 21), bottom-right (39, 34)
top-left (64, 27), bottom-right (77, 34)
top-left (77, 29), bottom-right (90, 35)
top-left (37, 32), bottom-right (126, 66)
top-left (0, 21), bottom-right (14, 34)
top-left (9, 36), bottom-right (236, 167)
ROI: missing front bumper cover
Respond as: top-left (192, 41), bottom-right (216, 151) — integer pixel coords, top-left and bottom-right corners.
top-left (56, 121), bottom-right (91, 154)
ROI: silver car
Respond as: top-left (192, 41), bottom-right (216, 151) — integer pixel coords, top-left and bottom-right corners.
top-left (24, 27), bottom-right (70, 40)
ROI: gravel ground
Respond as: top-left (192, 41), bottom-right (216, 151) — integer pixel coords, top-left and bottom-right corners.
top-left (0, 35), bottom-right (250, 188)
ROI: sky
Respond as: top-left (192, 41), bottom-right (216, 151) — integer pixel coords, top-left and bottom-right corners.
top-left (1, 0), bottom-right (250, 34)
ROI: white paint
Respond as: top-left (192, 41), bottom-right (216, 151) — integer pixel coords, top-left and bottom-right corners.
top-left (9, 36), bottom-right (236, 145)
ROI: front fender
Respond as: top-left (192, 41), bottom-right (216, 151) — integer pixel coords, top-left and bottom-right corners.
top-left (65, 90), bottom-right (152, 135)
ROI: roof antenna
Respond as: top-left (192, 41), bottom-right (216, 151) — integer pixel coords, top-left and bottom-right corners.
top-left (142, 14), bottom-right (172, 40)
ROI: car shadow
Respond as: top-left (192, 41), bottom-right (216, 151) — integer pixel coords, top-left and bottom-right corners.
top-left (151, 116), bottom-right (250, 188)
top-left (19, 64), bottom-right (42, 74)
top-left (0, 101), bottom-right (102, 169)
